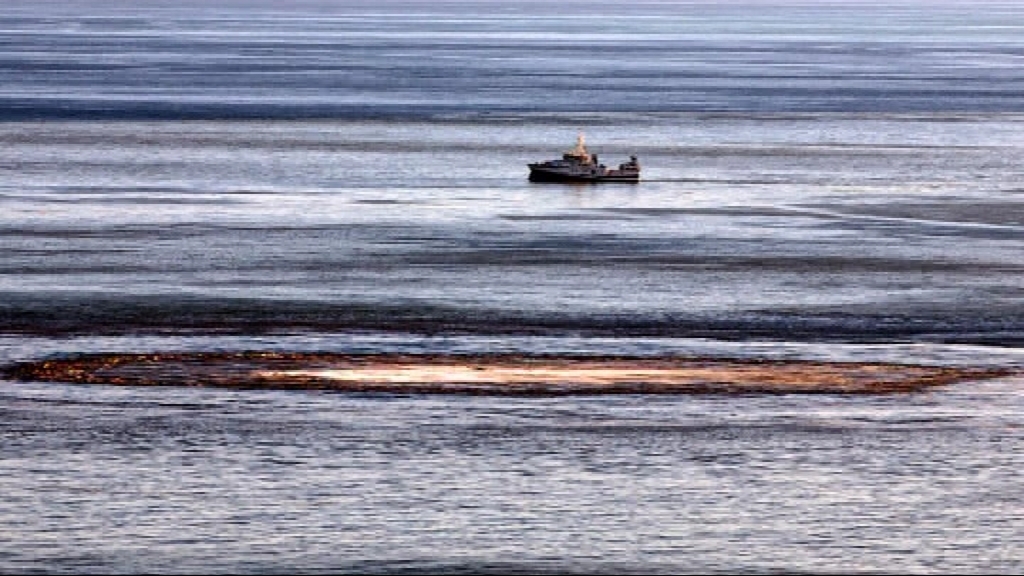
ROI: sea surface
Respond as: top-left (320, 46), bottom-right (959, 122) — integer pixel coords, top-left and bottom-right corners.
top-left (2, 1), bottom-right (1024, 573)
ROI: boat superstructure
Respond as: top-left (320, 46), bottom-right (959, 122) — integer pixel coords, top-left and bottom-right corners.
top-left (528, 133), bottom-right (639, 182)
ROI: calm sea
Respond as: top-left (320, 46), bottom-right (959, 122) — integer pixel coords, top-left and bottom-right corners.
top-left (2, 1), bottom-right (1023, 573)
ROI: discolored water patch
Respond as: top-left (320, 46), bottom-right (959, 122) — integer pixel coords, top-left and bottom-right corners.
top-left (1, 352), bottom-right (1013, 396)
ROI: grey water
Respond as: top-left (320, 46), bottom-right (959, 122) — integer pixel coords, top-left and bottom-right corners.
top-left (1, 1), bottom-right (1024, 573)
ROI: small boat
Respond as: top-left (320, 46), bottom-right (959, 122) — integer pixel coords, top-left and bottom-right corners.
top-left (528, 133), bottom-right (640, 182)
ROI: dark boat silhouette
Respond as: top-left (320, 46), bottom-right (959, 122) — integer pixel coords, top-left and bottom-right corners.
top-left (528, 133), bottom-right (639, 182)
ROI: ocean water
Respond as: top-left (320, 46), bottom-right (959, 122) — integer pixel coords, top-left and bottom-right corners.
top-left (2, 1), bottom-right (1024, 573)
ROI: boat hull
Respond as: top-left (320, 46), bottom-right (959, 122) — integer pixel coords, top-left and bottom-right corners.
top-left (528, 167), bottom-right (639, 183)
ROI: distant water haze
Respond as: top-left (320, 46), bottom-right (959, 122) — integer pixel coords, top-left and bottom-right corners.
top-left (3, 0), bottom-right (1024, 119)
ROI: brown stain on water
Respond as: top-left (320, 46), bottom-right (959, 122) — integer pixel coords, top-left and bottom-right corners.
top-left (2, 351), bottom-right (1015, 396)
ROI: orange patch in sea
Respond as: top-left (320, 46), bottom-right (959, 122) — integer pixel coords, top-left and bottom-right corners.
top-left (1, 351), bottom-right (1014, 395)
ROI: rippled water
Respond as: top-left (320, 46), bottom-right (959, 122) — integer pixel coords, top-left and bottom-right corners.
top-left (2, 1), bottom-right (1023, 573)
top-left (3, 357), bottom-right (1024, 574)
